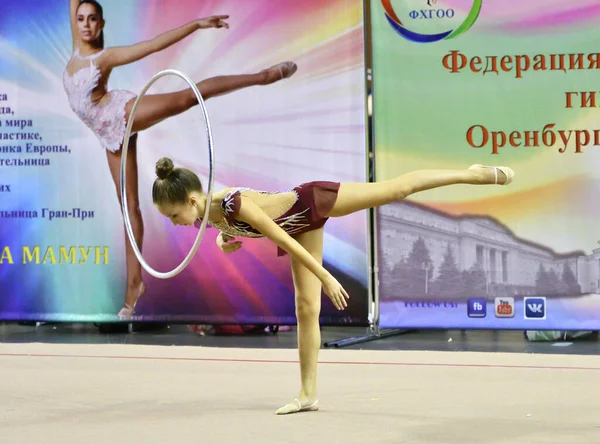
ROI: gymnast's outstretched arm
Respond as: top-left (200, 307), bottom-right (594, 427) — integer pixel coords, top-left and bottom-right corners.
top-left (235, 196), bottom-right (349, 310)
top-left (101, 16), bottom-right (229, 69)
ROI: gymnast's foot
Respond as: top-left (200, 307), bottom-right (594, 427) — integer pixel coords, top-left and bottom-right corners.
top-left (261, 61), bottom-right (298, 85)
top-left (276, 397), bottom-right (320, 415)
top-left (118, 281), bottom-right (146, 320)
top-left (468, 164), bottom-right (514, 185)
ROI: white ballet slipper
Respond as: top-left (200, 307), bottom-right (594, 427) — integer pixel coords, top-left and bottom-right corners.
top-left (117, 282), bottom-right (144, 320)
top-left (468, 164), bottom-right (514, 185)
top-left (118, 304), bottom-right (135, 320)
top-left (275, 61), bottom-right (298, 79)
top-left (275, 399), bottom-right (320, 415)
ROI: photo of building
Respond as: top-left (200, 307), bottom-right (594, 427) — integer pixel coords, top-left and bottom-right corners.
top-left (377, 201), bottom-right (598, 301)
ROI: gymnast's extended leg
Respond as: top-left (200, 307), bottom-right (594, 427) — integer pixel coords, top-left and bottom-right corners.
top-left (125, 62), bottom-right (297, 133)
top-left (326, 165), bottom-right (514, 218)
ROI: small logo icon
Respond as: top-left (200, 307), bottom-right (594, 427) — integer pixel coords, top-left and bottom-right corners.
top-left (467, 298), bottom-right (486, 318)
top-left (494, 297), bottom-right (515, 318)
top-left (524, 297), bottom-right (546, 320)
top-left (381, 0), bottom-right (482, 44)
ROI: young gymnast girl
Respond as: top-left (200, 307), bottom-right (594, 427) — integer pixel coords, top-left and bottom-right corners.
top-left (64, 0), bottom-right (297, 318)
top-left (151, 157), bottom-right (515, 415)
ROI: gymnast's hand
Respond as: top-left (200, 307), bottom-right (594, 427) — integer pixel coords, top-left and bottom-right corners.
top-left (217, 232), bottom-right (242, 254)
top-left (196, 15), bottom-right (230, 30)
top-left (321, 274), bottom-right (349, 311)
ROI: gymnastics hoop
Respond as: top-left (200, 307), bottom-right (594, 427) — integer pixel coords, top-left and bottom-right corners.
top-left (119, 69), bottom-right (215, 280)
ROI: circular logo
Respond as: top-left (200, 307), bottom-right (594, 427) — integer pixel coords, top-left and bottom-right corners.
top-left (381, 0), bottom-right (482, 44)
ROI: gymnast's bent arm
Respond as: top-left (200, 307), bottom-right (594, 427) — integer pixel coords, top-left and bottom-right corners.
top-left (101, 16), bottom-right (229, 69)
top-left (235, 197), bottom-right (349, 310)
top-left (69, 0), bottom-right (80, 48)
top-left (216, 232), bottom-right (242, 254)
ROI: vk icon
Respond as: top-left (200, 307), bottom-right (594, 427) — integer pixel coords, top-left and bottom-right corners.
top-left (467, 298), bottom-right (486, 318)
top-left (524, 297), bottom-right (546, 320)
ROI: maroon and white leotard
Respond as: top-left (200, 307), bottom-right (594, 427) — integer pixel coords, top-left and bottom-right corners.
top-left (195, 181), bottom-right (340, 256)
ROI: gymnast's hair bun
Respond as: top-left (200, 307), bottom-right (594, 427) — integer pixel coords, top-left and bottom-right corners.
top-left (155, 157), bottom-right (175, 180)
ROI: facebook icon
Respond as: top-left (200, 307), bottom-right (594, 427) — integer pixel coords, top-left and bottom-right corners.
top-left (524, 297), bottom-right (546, 320)
top-left (467, 298), bottom-right (486, 318)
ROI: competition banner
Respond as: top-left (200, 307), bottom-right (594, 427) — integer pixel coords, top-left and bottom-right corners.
top-left (371, 0), bottom-right (600, 330)
top-left (0, 0), bottom-right (370, 324)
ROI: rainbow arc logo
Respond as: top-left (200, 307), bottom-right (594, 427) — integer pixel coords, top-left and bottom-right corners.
top-left (381, 0), bottom-right (482, 43)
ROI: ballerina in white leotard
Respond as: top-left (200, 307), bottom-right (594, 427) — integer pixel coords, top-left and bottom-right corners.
top-left (64, 0), bottom-right (298, 319)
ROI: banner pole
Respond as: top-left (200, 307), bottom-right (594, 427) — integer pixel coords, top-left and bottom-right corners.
top-left (324, 0), bottom-right (414, 348)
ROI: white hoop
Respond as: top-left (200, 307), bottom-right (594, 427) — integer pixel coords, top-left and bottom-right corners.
top-left (120, 69), bottom-right (215, 279)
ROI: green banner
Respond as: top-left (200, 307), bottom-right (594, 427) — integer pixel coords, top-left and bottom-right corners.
top-left (371, 0), bottom-right (600, 330)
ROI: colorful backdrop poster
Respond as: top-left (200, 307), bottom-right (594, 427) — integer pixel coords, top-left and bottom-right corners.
top-left (0, 0), bottom-right (370, 325)
top-left (372, 0), bottom-right (600, 330)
